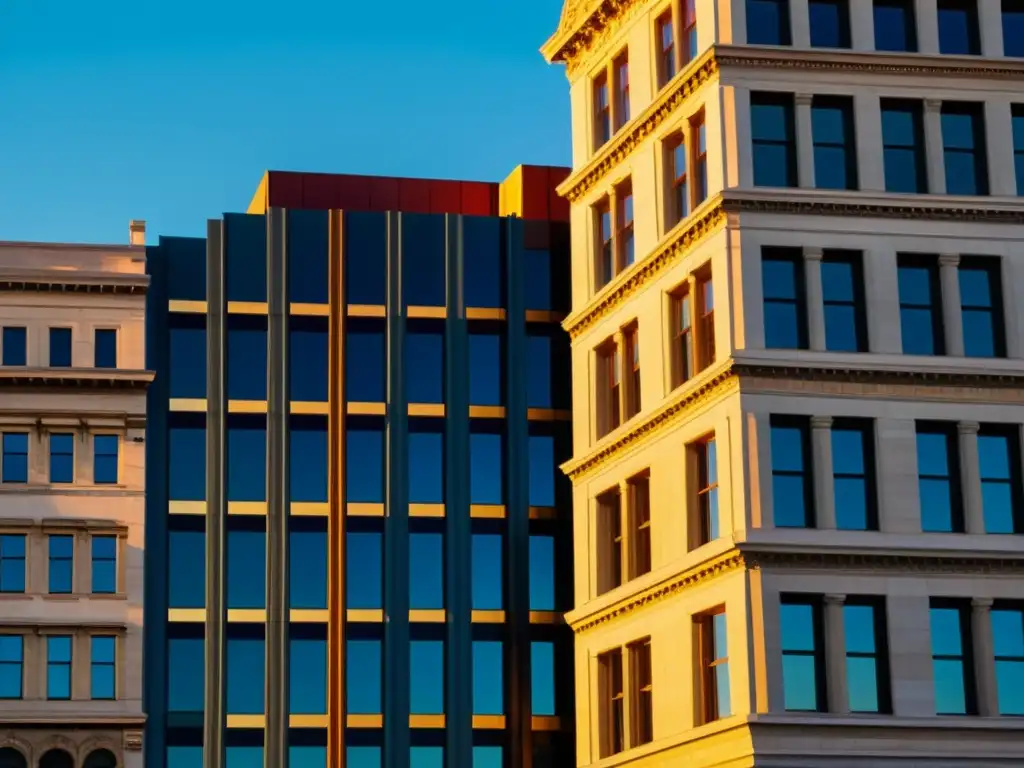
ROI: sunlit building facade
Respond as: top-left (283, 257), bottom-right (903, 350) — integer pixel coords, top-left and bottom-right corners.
top-left (143, 167), bottom-right (577, 768)
top-left (0, 226), bottom-right (150, 768)
top-left (545, 0), bottom-right (1024, 765)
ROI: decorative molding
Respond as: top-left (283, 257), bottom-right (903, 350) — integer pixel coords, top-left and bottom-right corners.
top-left (123, 730), bottom-right (143, 752)
top-left (0, 369), bottom-right (154, 390)
top-left (721, 195), bottom-right (1024, 224)
top-left (714, 48), bottom-right (1024, 79)
top-left (734, 362), bottom-right (1024, 393)
top-left (559, 51), bottom-right (719, 203)
top-left (564, 200), bottom-right (726, 340)
top-left (0, 273), bottom-right (148, 295)
top-left (561, 365), bottom-right (738, 482)
top-left (543, 0), bottom-right (642, 74)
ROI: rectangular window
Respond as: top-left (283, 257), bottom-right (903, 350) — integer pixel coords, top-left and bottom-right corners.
top-left (410, 640), bottom-right (445, 714)
top-left (409, 430), bottom-right (444, 504)
top-left (1006, 0), bottom-right (1024, 55)
top-left (170, 423), bottom-right (206, 502)
top-left (169, 526), bottom-right (205, 608)
top-left (781, 596), bottom-right (826, 711)
top-left (762, 248), bottom-right (807, 349)
top-left (527, 332), bottom-right (553, 410)
top-left (698, 273), bottom-right (715, 368)
top-left (812, 97), bottom-right (858, 190)
top-left (694, 114), bottom-right (708, 205)
top-left (287, 208), bottom-right (329, 304)
top-left (695, 436), bottom-right (719, 544)
top-left (959, 257), bottom-right (1005, 357)
top-left (470, 333), bottom-right (503, 406)
top-left (49, 433), bottom-right (74, 484)
top-left (0, 636), bottom-right (24, 699)
top-left (916, 422), bottom-right (963, 533)
top-left (594, 71), bottom-right (611, 148)
top-left (938, 0), bottom-right (981, 54)
top-left (597, 339), bottom-right (621, 438)
top-left (346, 322), bottom-right (386, 403)
top-left (167, 634), bottom-right (203, 713)
top-left (627, 474), bottom-right (651, 580)
top-left (1013, 106), bottom-right (1024, 194)
top-left (930, 600), bottom-right (975, 714)
top-left (402, 214), bottom-right (446, 308)
top-left (832, 419), bottom-right (877, 530)
top-left (530, 534), bottom-right (556, 611)
top-left (882, 100), bottom-right (927, 193)
top-left (614, 51), bottom-right (630, 129)
top-left (464, 217), bottom-right (503, 309)
top-left (628, 638), bottom-right (653, 747)
top-left (289, 321), bottom-right (328, 402)
top-left (532, 641), bottom-right (556, 715)
top-left (618, 183), bottom-right (636, 272)
top-left (992, 605), bottom-right (1024, 715)
top-left (290, 418), bottom-right (327, 503)
top-left (0, 535), bottom-right (26, 593)
top-left (597, 488), bottom-right (623, 595)
top-left (771, 417), bottom-right (813, 528)
top-left (942, 102), bottom-right (988, 195)
top-left (528, 433), bottom-right (555, 508)
top-left (747, 0), bottom-right (792, 43)
top-left (405, 329), bottom-right (444, 404)
top-left (683, 0), bottom-right (698, 62)
top-left (666, 133), bottom-right (688, 225)
top-left (623, 324), bottom-right (640, 419)
top-left (169, 318), bottom-right (206, 399)
top-left (978, 427), bottom-right (1023, 534)
top-left (874, 0), bottom-right (918, 50)
top-left (290, 630), bottom-right (327, 715)
top-left (46, 635), bottom-right (72, 700)
top-left (228, 527), bottom-right (266, 609)
top-left (597, 648), bottom-right (624, 757)
top-left (228, 420), bottom-right (267, 502)
top-left (751, 93), bottom-right (797, 188)
top-left (2, 327), bottom-right (26, 366)
top-left (670, 287), bottom-right (694, 388)
top-left (845, 599), bottom-right (891, 713)
top-left (809, 0), bottom-right (851, 47)
top-left (472, 534), bottom-right (503, 610)
top-left (898, 254), bottom-right (944, 355)
top-left (656, 10), bottom-right (676, 87)
top-left (227, 634), bottom-right (265, 714)
top-left (93, 434), bottom-right (119, 484)
top-left (472, 640), bottom-right (504, 715)
top-left (49, 328), bottom-right (72, 367)
top-left (595, 198), bottom-right (614, 289)
top-left (94, 328), bottom-right (117, 369)
top-left (91, 535), bottom-right (117, 594)
top-left (2, 433), bottom-right (27, 484)
top-left (91, 635), bottom-right (117, 699)
top-left (409, 532), bottom-right (444, 610)
top-left (289, 521), bottom-right (327, 610)
top-left (347, 639), bottom-right (382, 714)
top-left (346, 531), bottom-right (382, 609)
top-left (48, 535), bottom-right (74, 594)
top-left (227, 320), bottom-right (267, 402)
top-left (470, 431), bottom-right (503, 505)
top-left (346, 212), bottom-right (387, 306)
top-left (822, 251), bottom-right (867, 352)
top-left (696, 609), bottom-right (731, 723)
top-left (225, 213), bottom-right (267, 303)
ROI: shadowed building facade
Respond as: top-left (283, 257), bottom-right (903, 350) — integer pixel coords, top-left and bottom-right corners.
top-left (143, 167), bottom-right (577, 768)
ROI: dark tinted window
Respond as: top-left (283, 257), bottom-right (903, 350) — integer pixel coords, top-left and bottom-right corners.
top-left (746, 0), bottom-right (792, 43)
top-left (410, 640), bottom-right (445, 713)
top-left (346, 427), bottom-right (384, 503)
top-left (0, 534), bottom-right (25, 592)
top-left (832, 419), bottom-right (877, 530)
top-left (1006, 0), bottom-right (1024, 55)
top-left (93, 435), bottom-right (119, 484)
top-left (170, 422), bottom-right (206, 501)
top-left (165, 237), bottom-right (207, 302)
top-left (916, 423), bottom-right (963, 532)
top-left (227, 634), bottom-right (264, 714)
top-left (527, 333), bottom-right (554, 409)
top-left (529, 535), bottom-right (556, 610)
top-left (822, 251), bottom-right (867, 352)
top-left (168, 526), bottom-right (205, 608)
top-left (346, 212), bottom-right (387, 306)
top-left (771, 417), bottom-right (813, 527)
top-left (227, 419), bottom-right (266, 502)
top-left (528, 434), bottom-right (556, 507)
top-left (346, 531), bottom-right (382, 608)
top-left (938, 0), bottom-right (981, 54)
top-left (751, 93), bottom-right (797, 187)
top-left (290, 417), bottom-right (327, 503)
top-left (290, 319), bottom-right (328, 402)
top-left (473, 641), bottom-right (504, 714)
top-left (942, 103), bottom-right (988, 195)
top-left (402, 214), bottom-right (446, 308)
top-left (1, 433), bottom-right (27, 484)
top-left (346, 321), bottom-right (386, 403)
top-left (225, 214), bottom-right (267, 303)
top-left (2, 327), bottom-right (26, 366)
top-left (844, 600), bottom-right (890, 713)
top-left (469, 333), bottom-right (503, 406)
top-left (0, 636), bottom-right (22, 697)
top-left (288, 209), bottom-right (329, 305)
top-left (290, 519), bottom-right (327, 609)
top-left (49, 328), bottom-right (71, 367)
top-left (780, 597), bottom-right (825, 711)
top-left (978, 428), bottom-right (1022, 534)
top-left (228, 525), bottom-right (265, 609)
top-left (470, 432), bottom-right (503, 504)
top-left (524, 249), bottom-right (553, 311)
top-left (874, 0), bottom-right (917, 50)
top-left (169, 317), bottom-right (207, 399)
top-left (347, 639), bottom-right (382, 713)
top-left (471, 533), bottom-right (502, 609)
top-left (762, 248), bottom-right (807, 349)
top-left (227, 318), bottom-right (267, 401)
top-left (90, 635), bottom-right (116, 699)
top-left (46, 636), bottom-right (72, 700)
top-left (959, 257), bottom-right (1004, 357)
top-left (406, 329), bottom-right (444, 404)
top-left (410, 532), bottom-right (443, 609)
top-left (882, 101), bottom-right (927, 193)
top-left (91, 535), bottom-right (117, 593)
top-left (992, 606), bottom-right (1024, 714)
top-left (94, 329), bottom-right (117, 369)
top-left (812, 97), bottom-right (858, 190)
top-left (464, 216), bottom-right (503, 309)
top-left (48, 534), bottom-right (74, 594)
top-left (809, 0), bottom-right (851, 46)
top-left (930, 602), bottom-right (973, 714)
top-left (409, 429), bottom-right (444, 504)
top-left (532, 641), bottom-right (556, 715)
top-left (1013, 107), bottom-right (1024, 194)
top-left (167, 635), bottom-right (204, 711)
top-left (290, 628), bottom-right (327, 714)
top-left (898, 255), bottom-right (944, 355)
top-left (49, 433), bottom-right (74, 483)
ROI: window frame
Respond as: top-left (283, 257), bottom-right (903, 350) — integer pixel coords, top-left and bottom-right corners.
top-left (665, 131), bottom-right (689, 226)
top-left (941, 101), bottom-right (989, 196)
top-left (958, 255), bottom-right (1006, 358)
top-left (626, 472), bottom-right (652, 580)
top-left (812, 96), bottom-right (859, 191)
top-left (627, 637), bottom-right (653, 747)
top-left (694, 435), bottom-right (719, 545)
top-left (843, 597), bottom-right (892, 714)
top-left (596, 337), bottom-right (621, 438)
top-left (762, 247), bottom-right (809, 350)
top-left (916, 421), bottom-right (965, 533)
top-left (593, 70), bottom-right (611, 149)
top-left (669, 285), bottom-right (694, 388)
top-left (897, 253), bottom-right (945, 356)
top-left (623, 322), bottom-right (641, 420)
top-left (615, 179), bottom-right (635, 272)
top-left (770, 416), bottom-right (815, 529)
top-left (46, 634), bottom-right (73, 701)
top-left (655, 8), bottom-right (677, 89)
top-left (821, 250), bottom-right (868, 352)
top-left (594, 197), bottom-right (615, 290)
top-left (831, 418), bottom-right (879, 531)
top-left (598, 647), bottom-right (625, 757)
top-left (695, 607), bottom-right (730, 724)
top-left (751, 92), bottom-right (798, 188)
top-left (881, 99), bottom-right (928, 193)
top-left (929, 598), bottom-right (977, 715)
top-left (780, 594), bottom-right (828, 712)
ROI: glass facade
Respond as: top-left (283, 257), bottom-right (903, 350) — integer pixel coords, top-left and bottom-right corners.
top-left (146, 200), bottom-right (573, 767)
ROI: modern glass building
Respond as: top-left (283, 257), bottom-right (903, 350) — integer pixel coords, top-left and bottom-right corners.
top-left (143, 166), bottom-right (576, 768)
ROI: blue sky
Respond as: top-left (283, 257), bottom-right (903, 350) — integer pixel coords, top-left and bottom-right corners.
top-left (0, 0), bottom-right (570, 244)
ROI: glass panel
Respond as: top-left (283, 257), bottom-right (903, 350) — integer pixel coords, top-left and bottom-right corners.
top-left (470, 433), bottom-right (504, 504)
top-left (782, 654), bottom-right (819, 710)
top-left (346, 212), bottom-right (387, 306)
top-left (847, 656), bottom-right (880, 712)
top-left (225, 213), bottom-right (267, 303)
top-left (93, 435), bottom-right (119, 485)
top-left (409, 431), bottom-right (444, 504)
top-left (170, 424), bottom-right (206, 501)
top-left (1, 433), bottom-right (27, 484)
top-left (402, 214), bottom-right (446, 307)
top-left (473, 641), bottom-right (504, 714)
top-left (48, 534), bottom-right (74, 594)
top-left (287, 209), bottom-right (329, 305)
top-left (933, 658), bottom-right (968, 713)
top-left (1, 328), bottom-right (26, 366)
top-left (94, 329), bottom-right (118, 368)
top-left (228, 423), bottom-right (266, 501)
top-left (875, 0), bottom-right (917, 50)
top-left (464, 216), bottom-right (503, 309)
top-left (290, 635), bottom-right (327, 714)
top-left (406, 331), bottom-right (444, 404)
top-left (346, 429), bottom-right (384, 503)
top-left (527, 334), bottom-right (553, 409)
top-left (49, 328), bottom-right (72, 367)
top-left (938, 0), bottom-right (980, 53)
top-left (90, 636), bottom-right (116, 699)
top-left (347, 747), bottom-right (382, 768)
top-left (346, 532), bottom-right (382, 609)
top-left (228, 529), bottom-right (266, 609)
top-left (91, 535), bottom-right (117, 594)
top-left (529, 535), bottom-right (556, 611)
top-left (747, 0), bottom-right (793, 43)
top-left (290, 419), bottom-right (328, 503)
top-left (169, 321), bottom-right (207, 399)
top-left (469, 333), bottom-right (503, 406)
top-left (781, 603), bottom-right (817, 651)
top-left (165, 237), bottom-right (207, 302)
top-left (227, 636), bottom-right (265, 714)
top-left (930, 607), bottom-right (964, 655)
top-left (410, 747), bottom-right (444, 768)
top-left (809, 0), bottom-right (850, 47)
top-left (289, 324), bottom-right (328, 402)
top-left (290, 524), bottom-right (327, 610)
top-left (47, 636), bottom-right (72, 699)
top-left (169, 529), bottom-right (205, 608)
top-left (347, 640), bottom-right (382, 713)
top-left (167, 637), bottom-right (203, 711)
top-left (471, 534), bottom-right (502, 610)
top-left (531, 641), bottom-right (556, 715)
top-left (49, 433), bottom-right (74, 484)
top-left (227, 323), bottom-right (267, 402)
top-left (409, 533), bottom-right (443, 610)
top-left (346, 325), bottom-right (386, 403)
top-left (473, 747), bottom-right (503, 768)
top-left (410, 640), bottom-right (444, 714)
top-left (528, 435), bottom-right (556, 507)
top-left (0, 534), bottom-right (26, 593)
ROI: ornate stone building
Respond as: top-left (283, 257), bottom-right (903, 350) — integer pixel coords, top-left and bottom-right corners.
top-left (0, 224), bottom-right (150, 768)
top-left (544, 0), bottom-right (1024, 765)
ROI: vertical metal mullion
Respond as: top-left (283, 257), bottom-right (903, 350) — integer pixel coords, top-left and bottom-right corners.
top-left (265, 207), bottom-right (290, 767)
top-left (444, 215), bottom-right (472, 767)
top-left (204, 219), bottom-right (227, 768)
top-left (383, 211), bottom-right (411, 768)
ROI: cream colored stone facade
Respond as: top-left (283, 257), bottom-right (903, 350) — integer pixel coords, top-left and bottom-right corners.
top-left (547, 1), bottom-right (1024, 766)
top-left (0, 229), bottom-right (150, 768)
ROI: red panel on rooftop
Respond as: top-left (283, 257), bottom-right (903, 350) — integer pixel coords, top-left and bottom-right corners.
top-left (301, 174), bottom-right (340, 210)
top-left (266, 172), bottom-right (304, 209)
top-left (547, 167), bottom-right (571, 222)
top-left (332, 176), bottom-right (374, 211)
top-left (428, 181), bottom-right (463, 214)
top-left (369, 177), bottom-right (401, 212)
top-left (460, 182), bottom-right (496, 217)
top-left (399, 179), bottom-right (432, 214)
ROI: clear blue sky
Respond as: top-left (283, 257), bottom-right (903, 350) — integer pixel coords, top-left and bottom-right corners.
top-left (0, 0), bottom-right (570, 245)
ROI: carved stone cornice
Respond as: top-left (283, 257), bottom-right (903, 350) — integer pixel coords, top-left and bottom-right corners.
top-left (561, 364), bottom-right (738, 482)
top-left (722, 195), bottom-right (1024, 224)
top-left (734, 362), bottom-right (1024, 392)
top-left (543, 0), bottom-right (641, 74)
top-left (558, 50), bottom-right (719, 203)
top-left (563, 200), bottom-right (726, 340)
top-left (0, 369), bottom-right (154, 390)
top-left (0, 272), bottom-right (148, 295)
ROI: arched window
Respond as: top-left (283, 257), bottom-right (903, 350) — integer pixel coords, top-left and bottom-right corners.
top-left (38, 750), bottom-right (73, 768)
top-left (0, 747), bottom-right (27, 768)
top-left (83, 750), bottom-right (117, 768)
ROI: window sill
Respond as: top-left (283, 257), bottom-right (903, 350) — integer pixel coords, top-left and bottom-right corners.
top-left (41, 594), bottom-right (80, 602)
top-left (89, 593), bottom-right (127, 601)
top-left (0, 593), bottom-right (31, 601)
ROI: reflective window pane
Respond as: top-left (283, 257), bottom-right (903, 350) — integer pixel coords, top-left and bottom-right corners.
top-left (227, 636), bottom-right (265, 714)
top-left (410, 533), bottom-right (443, 610)
top-left (469, 333), bottom-right (503, 406)
top-left (347, 639), bottom-right (382, 713)
top-left (347, 428), bottom-right (384, 503)
top-left (410, 640), bottom-right (444, 714)
top-left (472, 534), bottom-right (503, 610)
top-left (473, 641), bottom-right (504, 715)
top-left (406, 330), bottom-right (444, 404)
top-left (346, 324), bottom-right (386, 403)
top-left (346, 212), bottom-right (387, 306)
top-left (470, 432), bottom-right (504, 505)
top-left (409, 430), bottom-right (444, 504)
